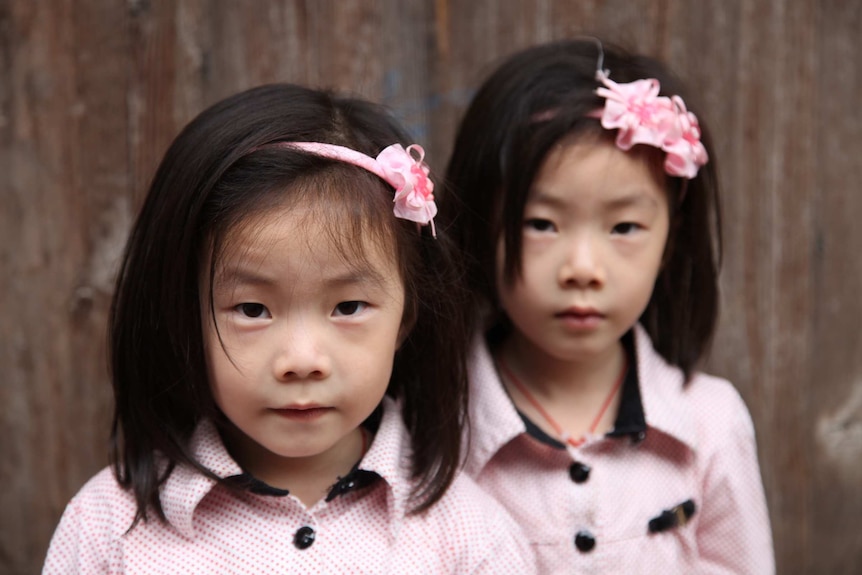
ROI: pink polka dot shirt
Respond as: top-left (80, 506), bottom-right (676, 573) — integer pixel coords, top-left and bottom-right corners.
top-left (43, 397), bottom-right (537, 574)
top-left (464, 324), bottom-right (775, 574)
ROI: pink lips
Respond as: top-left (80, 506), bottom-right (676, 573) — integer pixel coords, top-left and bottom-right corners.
top-left (272, 405), bottom-right (333, 421)
top-left (555, 307), bottom-right (604, 330)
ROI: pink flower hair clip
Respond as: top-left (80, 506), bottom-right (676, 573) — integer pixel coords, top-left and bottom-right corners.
top-left (593, 67), bottom-right (708, 179)
top-left (274, 141), bottom-right (437, 237)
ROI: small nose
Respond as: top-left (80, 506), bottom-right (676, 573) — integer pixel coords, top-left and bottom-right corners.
top-left (273, 322), bottom-right (332, 381)
top-left (558, 234), bottom-right (605, 288)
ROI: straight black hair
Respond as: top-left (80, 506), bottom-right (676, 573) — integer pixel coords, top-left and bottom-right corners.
top-left (109, 83), bottom-right (470, 526)
top-left (443, 39), bottom-right (722, 380)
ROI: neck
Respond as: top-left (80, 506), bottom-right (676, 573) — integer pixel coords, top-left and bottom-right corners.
top-left (496, 333), bottom-right (629, 443)
top-left (500, 333), bottom-right (626, 398)
top-left (222, 425), bottom-right (366, 508)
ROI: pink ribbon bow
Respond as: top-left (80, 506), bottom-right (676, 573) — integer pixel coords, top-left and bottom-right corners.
top-left (376, 144), bottom-right (437, 233)
top-left (595, 70), bottom-right (708, 179)
top-left (281, 142), bottom-right (437, 236)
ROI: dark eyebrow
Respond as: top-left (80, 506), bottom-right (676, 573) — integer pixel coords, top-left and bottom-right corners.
top-left (215, 267), bottom-right (276, 288)
top-left (529, 189), bottom-right (660, 211)
top-left (527, 191), bottom-right (568, 210)
top-left (604, 193), bottom-right (660, 211)
top-left (324, 269), bottom-right (389, 290)
top-left (215, 266), bottom-right (389, 290)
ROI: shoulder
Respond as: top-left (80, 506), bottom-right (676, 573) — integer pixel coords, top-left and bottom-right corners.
top-left (463, 334), bottom-right (528, 476)
top-left (677, 369), bottom-right (759, 449)
top-left (634, 325), bottom-right (757, 447)
top-left (410, 471), bottom-right (536, 574)
top-left (370, 396), bottom-right (536, 572)
top-left (686, 371), bottom-right (756, 433)
top-left (634, 325), bottom-right (748, 413)
top-left (42, 467), bottom-right (137, 573)
top-left (64, 466), bottom-right (137, 524)
top-left (679, 370), bottom-right (763, 477)
top-left (678, 371), bottom-right (765, 466)
top-left (466, 333), bottom-right (496, 386)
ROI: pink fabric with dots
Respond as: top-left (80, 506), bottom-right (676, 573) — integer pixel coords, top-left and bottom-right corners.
top-left (43, 397), bottom-right (536, 574)
top-left (464, 324), bottom-right (775, 575)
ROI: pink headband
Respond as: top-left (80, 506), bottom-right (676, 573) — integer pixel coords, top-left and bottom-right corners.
top-left (591, 68), bottom-right (708, 179)
top-left (271, 142), bottom-right (437, 237)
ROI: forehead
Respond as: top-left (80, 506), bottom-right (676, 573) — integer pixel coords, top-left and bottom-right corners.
top-left (213, 201), bottom-right (401, 286)
top-left (530, 135), bottom-right (668, 208)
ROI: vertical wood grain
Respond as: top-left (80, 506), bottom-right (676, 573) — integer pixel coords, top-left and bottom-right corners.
top-left (809, 2), bottom-right (862, 572)
top-left (1, 1), bottom-right (860, 573)
top-left (1, 1), bottom-right (128, 571)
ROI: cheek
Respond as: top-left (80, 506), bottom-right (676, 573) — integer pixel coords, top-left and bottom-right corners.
top-left (202, 330), bottom-right (249, 406)
top-left (493, 235), bottom-right (538, 291)
top-left (205, 348), bottom-right (232, 403)
top-left (201, 328), bottom-right (220, 383)
top-left (496, 273), bottom-right (535, 321)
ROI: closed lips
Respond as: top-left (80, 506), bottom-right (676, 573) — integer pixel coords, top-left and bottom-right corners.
top-left (272, 406), bottom-right (333, 419)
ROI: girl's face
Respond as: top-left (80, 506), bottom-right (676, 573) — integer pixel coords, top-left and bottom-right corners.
top-left (496, 137), bottom-right (669, 366)
top-left (202, 201), bottom-right (405, 487)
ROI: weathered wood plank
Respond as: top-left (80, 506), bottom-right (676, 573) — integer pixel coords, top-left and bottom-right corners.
top-left (1, 1), bottom-right (129, 573)
top-left (2, 1), bottom-right (860, 573)
top-left (808, 1), bottom-right (862, 572)
top-left (703, 1), bottom-right (818, 571)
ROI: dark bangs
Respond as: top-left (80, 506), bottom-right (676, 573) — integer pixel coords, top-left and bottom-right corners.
top-left (201, 149), bottom-right (405, 303)
top-left (498, 116), bottom-right (605, 290)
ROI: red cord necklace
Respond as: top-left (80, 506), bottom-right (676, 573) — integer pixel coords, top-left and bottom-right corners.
top-left (498, 355), bottom-right (628, 448)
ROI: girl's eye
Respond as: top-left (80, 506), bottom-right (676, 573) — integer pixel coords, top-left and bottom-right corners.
top-left (524, 218), bottom-right (556, 233)
top-left (612, 222), bottom-right (640, 235)
top-left (236, 303), bottom-right (270, 319)
top-left (333, 301), bottom-right (367, 317)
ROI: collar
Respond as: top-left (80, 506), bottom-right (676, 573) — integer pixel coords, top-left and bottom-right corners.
top-left (464, 336), bottom-right (528, 476)
top-left (464, 323), bottom-right (698, 475)
top-left (629, 323), bottom-right (698, 450)
top-left (520, 332), bottom-right (646, 448)
top-left (353, 396), bottom-right (413, 525)
top-left (160, 420), bottom-right (243, 539)
top-left (161, 395), bottom-right (413, 539)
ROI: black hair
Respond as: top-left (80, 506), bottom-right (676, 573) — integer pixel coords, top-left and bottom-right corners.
top-left (443, 39), bottom-right (721, 380)
top-left (109, 83), bottom-right (470, 525)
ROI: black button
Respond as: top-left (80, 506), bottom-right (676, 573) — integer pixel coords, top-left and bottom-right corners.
top-left (574, 530), bottom-right (596, 552)
top-left (293, 526), bottom-right (316, 549)
top-left (569, 462), bottom-right (591, 483)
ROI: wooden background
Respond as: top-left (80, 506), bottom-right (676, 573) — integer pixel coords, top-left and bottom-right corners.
top-left (1, 1), bottom-right (860, 573)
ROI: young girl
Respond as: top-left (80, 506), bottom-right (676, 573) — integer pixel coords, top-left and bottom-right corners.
top-left (444, 39), bottom-right (774, 573)
top-left (43, 83), bottom-right (536, 573)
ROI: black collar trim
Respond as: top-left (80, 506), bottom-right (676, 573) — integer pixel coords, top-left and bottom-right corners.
top-left (516, 330), bottom-right (648, 448)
